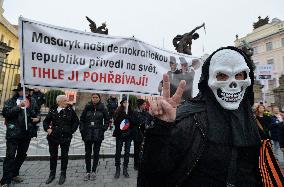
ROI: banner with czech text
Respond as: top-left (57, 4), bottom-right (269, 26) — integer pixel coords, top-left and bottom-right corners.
top-left (19, 17), bottom-right (202, 96)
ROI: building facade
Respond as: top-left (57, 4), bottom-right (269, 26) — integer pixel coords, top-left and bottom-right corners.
top-left (0, 0), bottom-right (21, 107)
top-left (235, 18), bottom-right (284, 104)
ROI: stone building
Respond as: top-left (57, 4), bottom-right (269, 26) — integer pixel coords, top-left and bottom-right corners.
top-left (0, 0), bottom-right (21, 107)
top-left (235, 17), bottom-right (284, 104)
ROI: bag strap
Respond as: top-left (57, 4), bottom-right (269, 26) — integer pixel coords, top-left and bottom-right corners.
top-left (256, 119), bottom-right (264, 132)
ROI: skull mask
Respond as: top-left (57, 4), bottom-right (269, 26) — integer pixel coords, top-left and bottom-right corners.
top-left (208, 49), bottom-right (251, 110)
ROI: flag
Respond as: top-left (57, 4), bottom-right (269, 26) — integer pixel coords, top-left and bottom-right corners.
top-left (120, 119), bottom-right (130, 131)
top-left (16, 96), bottom-right (30, 108)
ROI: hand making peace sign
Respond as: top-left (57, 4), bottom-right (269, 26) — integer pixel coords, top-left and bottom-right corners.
top-left (149, 74), bottom-right (186, 122)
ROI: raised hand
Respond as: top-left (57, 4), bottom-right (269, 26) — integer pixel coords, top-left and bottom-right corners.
top-left (149, 74), bottom-right (186, 122)
top-left (18, 100), bottom-right (26, 107)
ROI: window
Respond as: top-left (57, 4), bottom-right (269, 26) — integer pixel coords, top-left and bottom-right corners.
top-left (267, 59), bottom-right (274, 64)
top-left (0, 34), bottom-right (4, 42)
top-left (8, 40), bottom-right (11, 47)
top-left (282, 38), bottom-right (284, 47)
top-left (267, 59), bottom-right (275, 70)
top-left (266, 42), bottom-right (273, 51)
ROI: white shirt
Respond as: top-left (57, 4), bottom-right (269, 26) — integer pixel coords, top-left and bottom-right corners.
top-left (57, 107), bottom-right (64, 113)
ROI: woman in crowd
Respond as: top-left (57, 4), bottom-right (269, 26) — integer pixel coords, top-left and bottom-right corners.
top-left (80, 93), bottom-right (110, 181)
top-left (43, 95), bottom-right (79, 185)
top-left (271, 106), bottom-right (283, 154)
top-left (113, 97), bottom-right (132, 178)
top-left (255, 104), bottom-right (272, 140)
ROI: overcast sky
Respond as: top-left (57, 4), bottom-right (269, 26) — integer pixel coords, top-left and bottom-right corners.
top-left (3, 0), bottom-right (284, 57)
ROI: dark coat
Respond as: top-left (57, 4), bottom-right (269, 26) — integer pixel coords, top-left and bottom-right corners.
top-left (79, 101), bottom-right (109, 142)
top-left (130, 109), bottom-right (149, 142)
top-left (279, 122), bottom-right (284, 148)
top-left (107, 97), bottom-right (118, 112)
top-left (138, 102), bottom-right (207, 187)
top-left (43, 105), bottom-right (79, 143)
top-left (138, 101), bottom-right (261, 187)
top-left (31, 90), bottom-right (46, 108)
top-left (256, 115), bottom-right (271, 140)
top-left (113, 106), bottom-right (132, 138)
top-left (270, 115), bottom-right (283, 141)
top-left (3, 94), bottom-right (40, 140)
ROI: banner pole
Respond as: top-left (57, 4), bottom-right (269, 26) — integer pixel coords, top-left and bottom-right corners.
top-left (22, 83), bottom-right (28, 131)
top-left (126, 94), bottom-right (129, 115)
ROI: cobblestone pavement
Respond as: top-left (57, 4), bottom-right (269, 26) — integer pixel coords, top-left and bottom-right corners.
top-left (1, 120), bottom-right (284, 186)
top-left (0, 158), bottom-right (137, 187)
top-left (0, 120), bottom-right (137, 186)
top-left (0, 121), bottom-right (133, 157)
top-left (0, 157), bottom-right (283, 187)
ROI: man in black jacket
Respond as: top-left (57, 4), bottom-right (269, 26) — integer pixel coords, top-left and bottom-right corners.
top-left (107, 96), bottom-right (118, 118)
top-left (43, 95), bottom-right (79, 185)
top-left (31, 88), bottom-right (46, 111)
top-left (138, 47), bottom-right (262, 187)
top-left (131, 99), bottom-right (147, 170)
top-left (1, 84), bottom-right (40, 187)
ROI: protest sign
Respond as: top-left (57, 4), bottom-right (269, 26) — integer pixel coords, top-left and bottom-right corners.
top-left (256, 65), bottom-right (273, 80)
top-left (19, 17), bottom-right (201, 96)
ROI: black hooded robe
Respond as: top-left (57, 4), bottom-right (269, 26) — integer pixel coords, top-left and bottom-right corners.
top-left (137, 46), bottom-right (262, 187)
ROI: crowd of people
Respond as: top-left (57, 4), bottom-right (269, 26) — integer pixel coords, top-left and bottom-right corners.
top-left (2, 46), bottom-right (284, 187)
top-left (0, 85), bottom-right (150, 187)
top-left (254, 103), bottom-right (284, 156)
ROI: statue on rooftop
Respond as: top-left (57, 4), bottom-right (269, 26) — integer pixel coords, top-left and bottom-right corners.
top-left (86, 16), bottom-right (108, 35)
top-left (173, 23), bottom-right (205, 55)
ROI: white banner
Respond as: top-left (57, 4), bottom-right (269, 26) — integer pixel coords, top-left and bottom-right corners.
top-left (19, 17), bottom-right (202, 96)
top-left (256, 65), bottom-right (273, 80)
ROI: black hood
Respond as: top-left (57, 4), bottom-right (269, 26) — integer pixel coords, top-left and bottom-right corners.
top-left (198, 46), bottom-right (255, 106)
top-left (196, 46), bottom-right (260, 147)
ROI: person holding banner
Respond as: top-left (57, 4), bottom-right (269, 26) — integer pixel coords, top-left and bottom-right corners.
top-left (1, 84), bottom-right (40, 187)
top-left (79, 93), bottom-right (110, 181)
top-left (138, 47), bottom-right (263, 187)
top-left (113, 97), bottom-right (132, 178)
top-left (43, 95), bottom-right (79, 185)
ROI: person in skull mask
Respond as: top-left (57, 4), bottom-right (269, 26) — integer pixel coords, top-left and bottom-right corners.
top-left (138, 46), bottom-right (262, 187)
